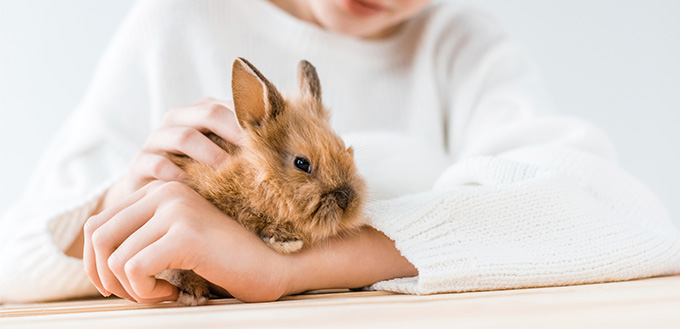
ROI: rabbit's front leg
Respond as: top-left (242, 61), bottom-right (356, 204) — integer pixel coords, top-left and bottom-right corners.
top-left (238, 213), bottom-right (304, 253)
top-left (156, 269), bottom-right (210, 306)
top-left (258, 222), bottom-right (304, 254)
top-left (262, 236), bottom-right (303, 254)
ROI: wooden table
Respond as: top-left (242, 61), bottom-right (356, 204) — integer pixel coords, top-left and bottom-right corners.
top-left (2, 275), bottom-right (679, 328)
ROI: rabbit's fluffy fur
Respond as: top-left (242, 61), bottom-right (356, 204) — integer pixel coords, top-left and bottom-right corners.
top-left (158, 58), bottom-right (366, 305)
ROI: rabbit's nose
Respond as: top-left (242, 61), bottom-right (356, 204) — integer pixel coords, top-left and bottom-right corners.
top-left (332, 186), bottom-right (355, 211)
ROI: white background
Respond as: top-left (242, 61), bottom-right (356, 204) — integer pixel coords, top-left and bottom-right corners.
top-left (1, 0), bottom-right (678, 224)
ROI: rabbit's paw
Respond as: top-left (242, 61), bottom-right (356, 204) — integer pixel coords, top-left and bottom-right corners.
top-left (177, 289), bottom-right (209, 306)
top-left (156, 269), bottom-right (210, 306)
top-left (263, 236), bottom-right (303, 254)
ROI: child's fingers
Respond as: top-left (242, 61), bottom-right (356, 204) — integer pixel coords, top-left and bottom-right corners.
top-left (131, 153), bottom-right (186, 184)
top-left (125, 234), bottom-right (181, 301)
top-left (144, 127), bottom-right (229, 168)
top-left (107, 213), bottom-right (168, 302)
top-left (92, 188), bottom-right (163, 300)
top-left (163, 101), bottom-right (243, 146)
top-left (83, 182), bottom-right (160, 297)
top-left (82, 228), bottom-right (110, 297)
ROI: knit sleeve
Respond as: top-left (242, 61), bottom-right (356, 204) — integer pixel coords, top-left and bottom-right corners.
top-left (0, 1), bottom-right (156, 303)
top-left (365, 33), bottom-right (680, 294)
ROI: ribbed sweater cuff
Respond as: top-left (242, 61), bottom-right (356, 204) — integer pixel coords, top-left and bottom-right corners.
top-left (47, 181), bottom-right (110, 252)
top-left (0, 180), bottom-right (113, 303)
top-left (364, 189), bottom-right (680, 295)
top-left (363, 154), bottom-right (680, 295)
top-left (363, 190), bottom-right (453, 295)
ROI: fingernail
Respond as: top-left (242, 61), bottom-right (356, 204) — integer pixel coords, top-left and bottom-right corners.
top-left (96, 287), bottom-right (112, 297)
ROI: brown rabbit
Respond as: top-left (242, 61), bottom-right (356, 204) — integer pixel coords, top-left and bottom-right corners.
top-left (156, 58), bottom-right (366, 306)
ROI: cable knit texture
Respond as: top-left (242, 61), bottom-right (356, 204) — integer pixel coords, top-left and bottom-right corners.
top-left (1, 0), bottom-right (678, 303)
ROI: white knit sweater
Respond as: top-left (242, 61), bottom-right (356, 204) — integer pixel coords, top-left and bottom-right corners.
top-left (1, 0), bottom-right (678, 303)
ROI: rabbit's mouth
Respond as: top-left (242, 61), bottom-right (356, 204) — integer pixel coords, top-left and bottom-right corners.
top-left (309, 186), bottom-right (360, 226)
top-left (298, 184), bottom-right (365, 244)
top-left (319, 185), bottom-right (357, 214)
top-left (328, 185), bottom-right (356, 212)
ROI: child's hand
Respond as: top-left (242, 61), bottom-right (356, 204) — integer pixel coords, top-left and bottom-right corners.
top-left (102, 98), bottom-right (243, 213)
top-left (83, 180), bottom-right (289, 303)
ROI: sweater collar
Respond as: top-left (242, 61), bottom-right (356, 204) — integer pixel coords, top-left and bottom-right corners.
top-left (242, 0), bottom-right (423, 67)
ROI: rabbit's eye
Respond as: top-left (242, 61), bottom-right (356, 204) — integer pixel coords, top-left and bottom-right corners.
top-left (294, 157), bottom-right (312, 174)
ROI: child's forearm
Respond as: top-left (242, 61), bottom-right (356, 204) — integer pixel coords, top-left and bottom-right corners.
top-left (283, 227), bottom-right (418, 296)
top-left (75, 197), bottom-right (416, 303)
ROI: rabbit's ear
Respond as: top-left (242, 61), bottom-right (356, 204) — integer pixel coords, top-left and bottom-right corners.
top-left (298, 60), bottom-right (322, 102)
top-left (232, 57), bottom-right (285, 129)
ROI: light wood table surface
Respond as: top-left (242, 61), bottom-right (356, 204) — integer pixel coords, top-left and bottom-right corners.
top-left (2, 275), bottom-right (679, 328)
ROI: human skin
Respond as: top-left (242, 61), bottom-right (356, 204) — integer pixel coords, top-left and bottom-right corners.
top-left (269, 0), bottom-right (432, 39)
top-left (74, 0), bottom-right (428, 302)
top-left (83, 181), bottom-right (416, 303)
top-left (77, 99), bottom-right (417, 303)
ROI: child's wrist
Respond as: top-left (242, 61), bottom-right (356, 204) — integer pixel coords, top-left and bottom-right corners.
top-left (233, 244), bottom-right (301, 302)
top-left (278, 250), bottom-right (311, 298)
